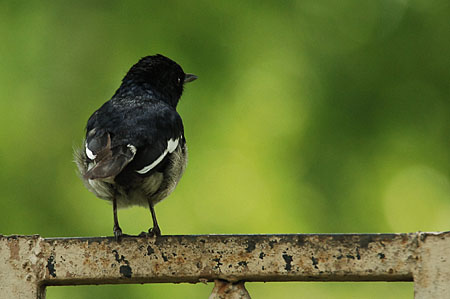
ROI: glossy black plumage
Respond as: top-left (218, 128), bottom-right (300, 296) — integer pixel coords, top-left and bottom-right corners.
top-left (74, 54), bottom-right (196, 240)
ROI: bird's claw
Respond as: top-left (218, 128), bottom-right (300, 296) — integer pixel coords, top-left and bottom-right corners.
top-left (139, 226), bottom-right (161, 238)
top-left (114, 226), bottom-right (123, 242)
top-left (149, 225), bottom-right (161, 237)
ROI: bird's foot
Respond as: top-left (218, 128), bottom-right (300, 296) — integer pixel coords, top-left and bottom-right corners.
top-left (150, 224), bottom-right (161, 237)
top-left (139, 225), bottom-right (161, 238)
top-left (113, 225), bottom-right (123, 242)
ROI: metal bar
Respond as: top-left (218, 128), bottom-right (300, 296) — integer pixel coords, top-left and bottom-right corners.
top-left (0, 235), bottom-right (46, 299)
top-left (413, 232), bottom-right (450, 298)
top-left (210, 280), bottom-right (251, 299)
top-left (0, 232), bottom-right (449, 298)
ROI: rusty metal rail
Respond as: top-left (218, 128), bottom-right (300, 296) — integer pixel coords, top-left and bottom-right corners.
top-left (1, 232), bottom-right (449, 298)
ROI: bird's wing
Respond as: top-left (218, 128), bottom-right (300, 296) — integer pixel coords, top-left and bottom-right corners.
top-left (83, 129), bottom-right (137, 179)
top-left (84, 101), bottom-right (184, 180)
top-left (124, 104), bottom-right (185, 176)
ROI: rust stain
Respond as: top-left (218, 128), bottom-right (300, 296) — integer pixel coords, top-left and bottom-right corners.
top-left (8, 239), bottom-right (20, 261)
top-left (153, 262), bottom-right (161, 272)
top-left (176, 256), bottom-right (185, 264)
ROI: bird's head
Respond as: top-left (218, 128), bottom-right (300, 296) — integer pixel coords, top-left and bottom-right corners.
top-left (119, 54), bottom-right (197, 107)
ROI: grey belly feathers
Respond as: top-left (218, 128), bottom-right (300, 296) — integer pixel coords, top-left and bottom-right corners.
top-left (74, 143), bottom-right (187, 209)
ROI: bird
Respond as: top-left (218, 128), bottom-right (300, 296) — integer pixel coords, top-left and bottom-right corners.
top-left (74, 54), bottom-right (197, 241)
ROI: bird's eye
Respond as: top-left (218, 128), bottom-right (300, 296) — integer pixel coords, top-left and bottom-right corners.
top-left (177, 77), bottom-right (182, 84)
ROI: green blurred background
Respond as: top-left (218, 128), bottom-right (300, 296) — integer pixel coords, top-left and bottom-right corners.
top-left (1, 0), bottom-right (449, 298)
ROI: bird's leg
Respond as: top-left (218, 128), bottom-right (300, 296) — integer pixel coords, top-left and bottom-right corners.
top-left (113, 195), bottom-right (123, 241)
top-left (148, 200), bottom-right (161, 237)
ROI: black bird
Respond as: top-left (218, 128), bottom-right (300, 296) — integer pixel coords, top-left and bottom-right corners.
top-left (74, 54), bottom-right (197, 240)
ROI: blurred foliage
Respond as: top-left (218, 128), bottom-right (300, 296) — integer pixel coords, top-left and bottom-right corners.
top-left (1, 0), bottom-right (449, 298)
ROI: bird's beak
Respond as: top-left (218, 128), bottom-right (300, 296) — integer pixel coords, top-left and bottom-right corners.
top-left (184, 73), bottom-right (198, 83)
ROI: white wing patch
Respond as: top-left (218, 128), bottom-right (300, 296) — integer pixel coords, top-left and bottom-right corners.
top-left (167, 138), bottom-right (179, 153)
top-left (127, 144), bottom-right (137, 155)
top-left (136, 138), bottom-right (179, 174)
top-left (85, 144), bottom-right (97, 160)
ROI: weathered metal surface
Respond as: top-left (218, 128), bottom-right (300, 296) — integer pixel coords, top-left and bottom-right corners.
top-left (38, 234), bottom-right (417, 284)
top-left (0, 235), bottom-right (45, 299)
top-left (0, 232), bottom-right (449, 298)
top-left (413, 232), bottom-right (450, 299)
